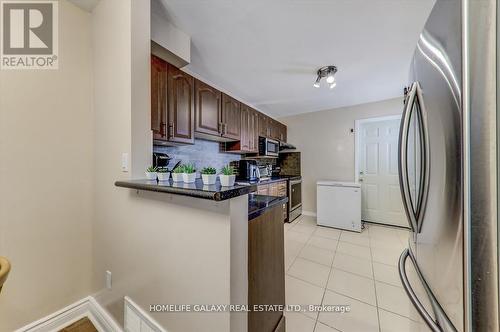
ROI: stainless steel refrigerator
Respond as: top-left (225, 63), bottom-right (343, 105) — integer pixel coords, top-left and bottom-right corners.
top-left (397, 0), bottom-right (498, 331)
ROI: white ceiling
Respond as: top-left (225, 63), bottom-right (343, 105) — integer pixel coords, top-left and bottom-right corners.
top-left (157, 0), bottom-right (435, 117)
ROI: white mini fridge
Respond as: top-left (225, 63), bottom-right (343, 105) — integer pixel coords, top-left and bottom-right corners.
top-left (316, 181), bottom-right (362, 232)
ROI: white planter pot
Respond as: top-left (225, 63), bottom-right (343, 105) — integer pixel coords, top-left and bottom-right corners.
top-left (201, 174), bottom-right (217, 185)
top-left (219, 174), bottom-right (236, 187)
top-left (145, 171), bottom-right (157, 180)
top-left (172, 173), bottom-right (183, 182)
top-left (183, 172), bottom-right (197, 183)
top-left (157, 172), bottom-right (170, 181)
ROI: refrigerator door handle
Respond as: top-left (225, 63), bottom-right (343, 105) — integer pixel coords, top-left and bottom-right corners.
top-left (399, 83), bottom-right (418, 232)
top-left (398, 248), bottom-right (441, 332)
top-left (414, 83), bottom-right (430, 233)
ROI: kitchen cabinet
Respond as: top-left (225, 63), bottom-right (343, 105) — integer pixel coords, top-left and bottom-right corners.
top-left (258, 112), bottom-right (269, 138)
top-left (248, 204), bottom-right (285, 332)
top-left (194, 79), bottom-right (222, 137)
top-left (277, 122), bottom-right (287, 143)
top-left (167, 65), bottom-right (195, 144)
top-left (227, 105), bottom-right (259, 153)
top-left (151, 55), bottom-right (167, 140)
top-left (152, 55), bottom-right (287, 148)
top-left (221, 94), bottom-right (241, 140)
top-left (257, 184), bottom-right (270, 195)
top-left (151, 55), bottom-right (195, 145)
top-left (248, 108), bottom-right (259, 152)
top-left (240, 104), bottom-right (251, 151)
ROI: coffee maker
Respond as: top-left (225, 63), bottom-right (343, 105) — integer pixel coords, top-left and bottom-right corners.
top-left (238, 160), bottom-right (260, 181)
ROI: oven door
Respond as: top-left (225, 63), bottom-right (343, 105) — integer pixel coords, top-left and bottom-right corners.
top-left (289, 179), bottom-right (302, 211)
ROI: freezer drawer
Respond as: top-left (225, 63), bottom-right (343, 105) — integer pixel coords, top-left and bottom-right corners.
top-left (316, 182), bottom-right (361, 232)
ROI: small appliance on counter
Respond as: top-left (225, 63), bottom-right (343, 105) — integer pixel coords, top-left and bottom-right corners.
top-left (237, 160), bottom-right (260, 182)
top-left (153, 152), bottom-right (171, 171)
top-left (153, 152), bottom-right (181, 173)
top-left (258, 165), bottom-right (272, 181)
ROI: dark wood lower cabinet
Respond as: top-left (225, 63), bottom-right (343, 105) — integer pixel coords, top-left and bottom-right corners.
top-left (248, 204), bottom-right (285, 332)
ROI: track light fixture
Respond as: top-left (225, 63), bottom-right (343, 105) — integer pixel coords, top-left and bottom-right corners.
top-left (313, 65), bottom-right (338, 89)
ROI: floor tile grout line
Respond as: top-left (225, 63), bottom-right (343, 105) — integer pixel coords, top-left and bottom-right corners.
top-left (314, 230), bottom-right (342, 332)
top-left (368, 224), bottom-right (382, 332)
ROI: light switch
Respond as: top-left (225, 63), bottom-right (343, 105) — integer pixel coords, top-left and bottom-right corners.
top-left (122, 153), bottom-right (129, 172)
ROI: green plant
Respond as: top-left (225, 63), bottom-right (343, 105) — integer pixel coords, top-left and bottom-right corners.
top-left (157, 168), bottom-right (168, 173)
top-left (146, 166), bottom-right (158, 172)
top-left (173, 165), bottom-right (184, 174)
top-left (182, 164), bottom-right (196, 174)
top-left (201, 167), bottom-right (216, 175)
top-left (220, 165), bottom-right (234, 176)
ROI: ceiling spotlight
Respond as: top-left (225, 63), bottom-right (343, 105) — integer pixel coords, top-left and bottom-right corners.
top-left (313, 65), bottom-right (338, 90)
top-left (313, 76), bottom-right (321, 88)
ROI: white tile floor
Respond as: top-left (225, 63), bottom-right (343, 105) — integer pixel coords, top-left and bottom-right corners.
top-left (284, 215), bottom-right (430, 332)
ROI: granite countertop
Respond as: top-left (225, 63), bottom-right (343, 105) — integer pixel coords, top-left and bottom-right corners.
top-left (115, 179), bottom-right (256, 201)
top-left (248, 194), bottom-right (288, 220)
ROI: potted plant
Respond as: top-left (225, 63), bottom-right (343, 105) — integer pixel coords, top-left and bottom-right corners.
top-left (172, 165), bottom-right (184, 182)
top-left (157, 168), bottom-right (170, 182)
top-left (145, 166), bottom-right (158, 180)
top-left (182, 164), bottom-right (197, 183)
top-left (219, 165), bottom-right (236, 187)
top-left (201, 166), bottom-right (217, 185)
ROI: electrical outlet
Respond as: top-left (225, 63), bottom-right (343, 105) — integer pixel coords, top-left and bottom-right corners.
top-left (106, 270), bottom-right (112, 290)
top-left (121, 153), bottom-right (129, 172)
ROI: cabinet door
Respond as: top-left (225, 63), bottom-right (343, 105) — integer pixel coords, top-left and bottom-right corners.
top-left (221, 94), bottom-right (241, 140)
top-left (257, 184), bottom-right (269, 195)
top-left (258, 112), bottom-right (269, 138)
top-left (278, 123), bottom-right (287, 143)
top-left (240, 104), bottom-right (251, 151)
top-left (277, 181), bottom-right (287, 197)
top-left (248, 108), bottom-right (259, 152)
top-left (269, 183), bottom-right (279, 197)
top-left (195, 79), bottom-right (222, 136)
top-left (269, 119), bottom-right (281, 140)
top-left (167, 66), bottom-right (195, 144)
top-left (151, 55), bottom-right (167, 141)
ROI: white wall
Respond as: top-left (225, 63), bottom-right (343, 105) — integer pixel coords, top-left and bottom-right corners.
top-left (91, 1), bottom-right (236, 331)
top-left (279, 98), bottom-right (403, 213)
top-left (0, 1), bottom-right (94, 330)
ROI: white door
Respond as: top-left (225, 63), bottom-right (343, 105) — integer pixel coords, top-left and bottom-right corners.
top-left (358, 117), bottom-right (406, 227)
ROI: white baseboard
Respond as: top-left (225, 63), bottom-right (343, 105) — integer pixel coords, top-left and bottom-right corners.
top-left (16, 296), bottom-right (122, 332)
top-left (302, 210), bottom-right (317, 217)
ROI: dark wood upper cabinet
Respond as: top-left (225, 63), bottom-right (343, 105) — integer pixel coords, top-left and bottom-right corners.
top-left (221, 94), bottom-right (241, 140)
top-left (167, 65), bottom-right (195, 144)
top-left (151, 55), bottom-right (167, 141)
top-left (278, 122), bottom-right (287, 143)
top-left (258, 112), bottom-right (269, 138)
top-left (240, 104), bottom-right (251, 151)
top-left (248, 108), bottom-right (259, 152)
top-left (195, 79), bottom-right (222, 137)
top-left (151, 55), bottom-right (287, 149)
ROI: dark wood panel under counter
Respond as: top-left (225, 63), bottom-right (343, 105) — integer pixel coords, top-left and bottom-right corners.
top-left (248, 195), bottom-right (286, 332)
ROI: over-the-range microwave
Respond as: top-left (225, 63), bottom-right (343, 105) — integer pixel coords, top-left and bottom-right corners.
top-left (258, 137), bottom-right (279, 157)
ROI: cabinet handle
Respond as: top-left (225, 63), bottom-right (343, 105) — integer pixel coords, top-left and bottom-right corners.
top-left (168, 123), bottom-right (174, 138)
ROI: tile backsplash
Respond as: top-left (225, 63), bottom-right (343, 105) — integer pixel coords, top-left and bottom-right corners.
top-left (154, 139), bottom-right (240, 172)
